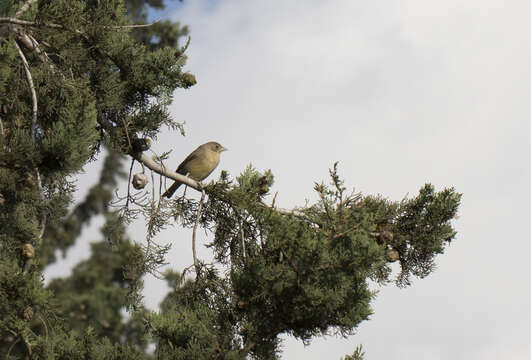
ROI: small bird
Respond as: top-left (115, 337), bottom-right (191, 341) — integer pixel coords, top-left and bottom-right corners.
top-left (162, 141), bottom-right (227, 198)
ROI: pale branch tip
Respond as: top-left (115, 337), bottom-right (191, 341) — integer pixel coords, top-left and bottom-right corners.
top-left (0, 17), bottom-right (160, 31)
top-left (14, 0), bottom-right (38, 19)
top-left (108, 18), bottom-right (162, 29)
top-left (13, 39), bottom-right (37, 140)
top-left (12, 35), bottom-right (47, 244)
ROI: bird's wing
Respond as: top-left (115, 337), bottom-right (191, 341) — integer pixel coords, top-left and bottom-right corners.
top-left (175, 150), bottom-right (200, 174)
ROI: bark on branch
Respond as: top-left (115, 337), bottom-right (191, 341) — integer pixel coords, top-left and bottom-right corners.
top-left (0, 17), bottom-right (159, 31)
top-left (13, 39), bottom-right (37, 139)
top-left (131, 152), bottom-right (202, 192)
top-left (15, 0), bottom-right (38, 18)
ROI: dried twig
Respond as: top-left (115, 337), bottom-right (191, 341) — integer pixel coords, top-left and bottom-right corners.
top-left (192, 190), bottom-right (206, 275)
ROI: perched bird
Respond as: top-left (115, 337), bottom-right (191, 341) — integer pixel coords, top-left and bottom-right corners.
top-left (162, 141), bottom-right (227, 198)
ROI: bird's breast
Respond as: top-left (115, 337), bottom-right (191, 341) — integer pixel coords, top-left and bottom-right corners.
top-left (187, 152), bottom-right (220, 181)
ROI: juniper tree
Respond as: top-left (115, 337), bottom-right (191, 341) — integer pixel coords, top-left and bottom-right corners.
top-left (0, 1), bottom-right (461, 359)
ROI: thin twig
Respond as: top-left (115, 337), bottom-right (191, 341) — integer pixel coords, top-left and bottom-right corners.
top-left (125, 158), bottom-right (135, 208)
top-left (108, 18), bottom-right (161, 29)
top-left (148, 148), bottom-right (167, 199)
top-left (15, 0), bottom-right (38, 18)
top-left (259, 200), bottom-right (307, 219)
top-left (192, 190), bottom-right (206, 275)
top-left (38, 209), bottom-right (46, 239)
top-left (36, 313), bottom-right (49, 341)
top-left (13, 39), bottom-right (37, 140)
top-left (6, 337), bottom-right (20, 359)
top-left (239, 218), bottom-right (246, 260)
top-left (330, 223), bottom-right (361, 240)
top-left (14, 39), bottom-right (47, 243)
top-left (23, 33), bottom-right (57, 73)
top-left (35, 169), bottom-right (47, 240)
top-left (22, 335), bottom-right (32, 358)
top-left (150, 169), bottom-right (155, 203)
top-left (0, 17), bottom-right (159, 30)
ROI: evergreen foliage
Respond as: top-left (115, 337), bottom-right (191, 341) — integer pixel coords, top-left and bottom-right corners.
top-left (0, 1), bottom-right (461, 359)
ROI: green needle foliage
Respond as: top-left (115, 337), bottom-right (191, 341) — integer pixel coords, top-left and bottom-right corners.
top-left (151, 164), bottom-right (460, 359)
top-left (0, 1), bottom-right (461, 359)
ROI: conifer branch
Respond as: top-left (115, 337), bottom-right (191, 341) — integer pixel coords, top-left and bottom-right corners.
top-left (13, 39), bottom-right (37, 139)
top-left (13, 39), bottom-right (47, 242)
top-left (18, 32), bottom-right (57, 73)
top-left (0, 17), bottom-right (160, 31)
top-left (15, 0), bottom-right (38, 18)
top-left (0, 18), bottom-right (64, 29)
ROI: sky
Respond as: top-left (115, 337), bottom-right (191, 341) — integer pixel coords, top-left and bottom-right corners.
top-left (46, 1), bottom-right (531, 359)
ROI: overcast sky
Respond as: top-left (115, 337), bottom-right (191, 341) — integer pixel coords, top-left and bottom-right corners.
top-left (46, 1), bottom-right (531, 359)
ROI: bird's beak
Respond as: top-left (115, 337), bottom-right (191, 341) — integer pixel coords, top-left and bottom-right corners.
top-left (221, 147), bottom-right (228, 152)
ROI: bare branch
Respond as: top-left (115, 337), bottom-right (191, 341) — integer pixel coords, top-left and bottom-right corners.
top-left (239, 219), bottom-right (246, 260)
top-left (0, 17), bottom-right (159, 31)
top-left (259, 200), bottom-right (306, 218)
top-left (13, 39), bottom-right (37, 140)
top-left (0, 17), bottom-right (63, 29)
top-left (192, 190), bottom-right (206, 275)
top-left (108, 18), bottom-right (161, 29)
top-left (15, 0), bottom-right (38, 18)
top-left (331, 223), bottom-right (360, 240)
top-left (13, 39), bottom-right (47, 242)
top-left (16, 32), bottom-right (57, 73)
top-left (132, 152), bottom-right (202, 192)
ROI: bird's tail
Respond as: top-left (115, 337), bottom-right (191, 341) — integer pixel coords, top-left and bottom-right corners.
top-left (162, 181), bottom-right (182, 198)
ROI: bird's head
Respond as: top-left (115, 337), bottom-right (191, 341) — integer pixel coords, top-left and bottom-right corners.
top-left (207, 141), bottom-right (228, 153)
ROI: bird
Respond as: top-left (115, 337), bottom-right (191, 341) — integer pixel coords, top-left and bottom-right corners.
top-left (162, 141), bottom-right (227, 198)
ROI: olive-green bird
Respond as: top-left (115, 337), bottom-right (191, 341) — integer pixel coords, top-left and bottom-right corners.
top-left (162, 141), bottom-right (227, 198)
